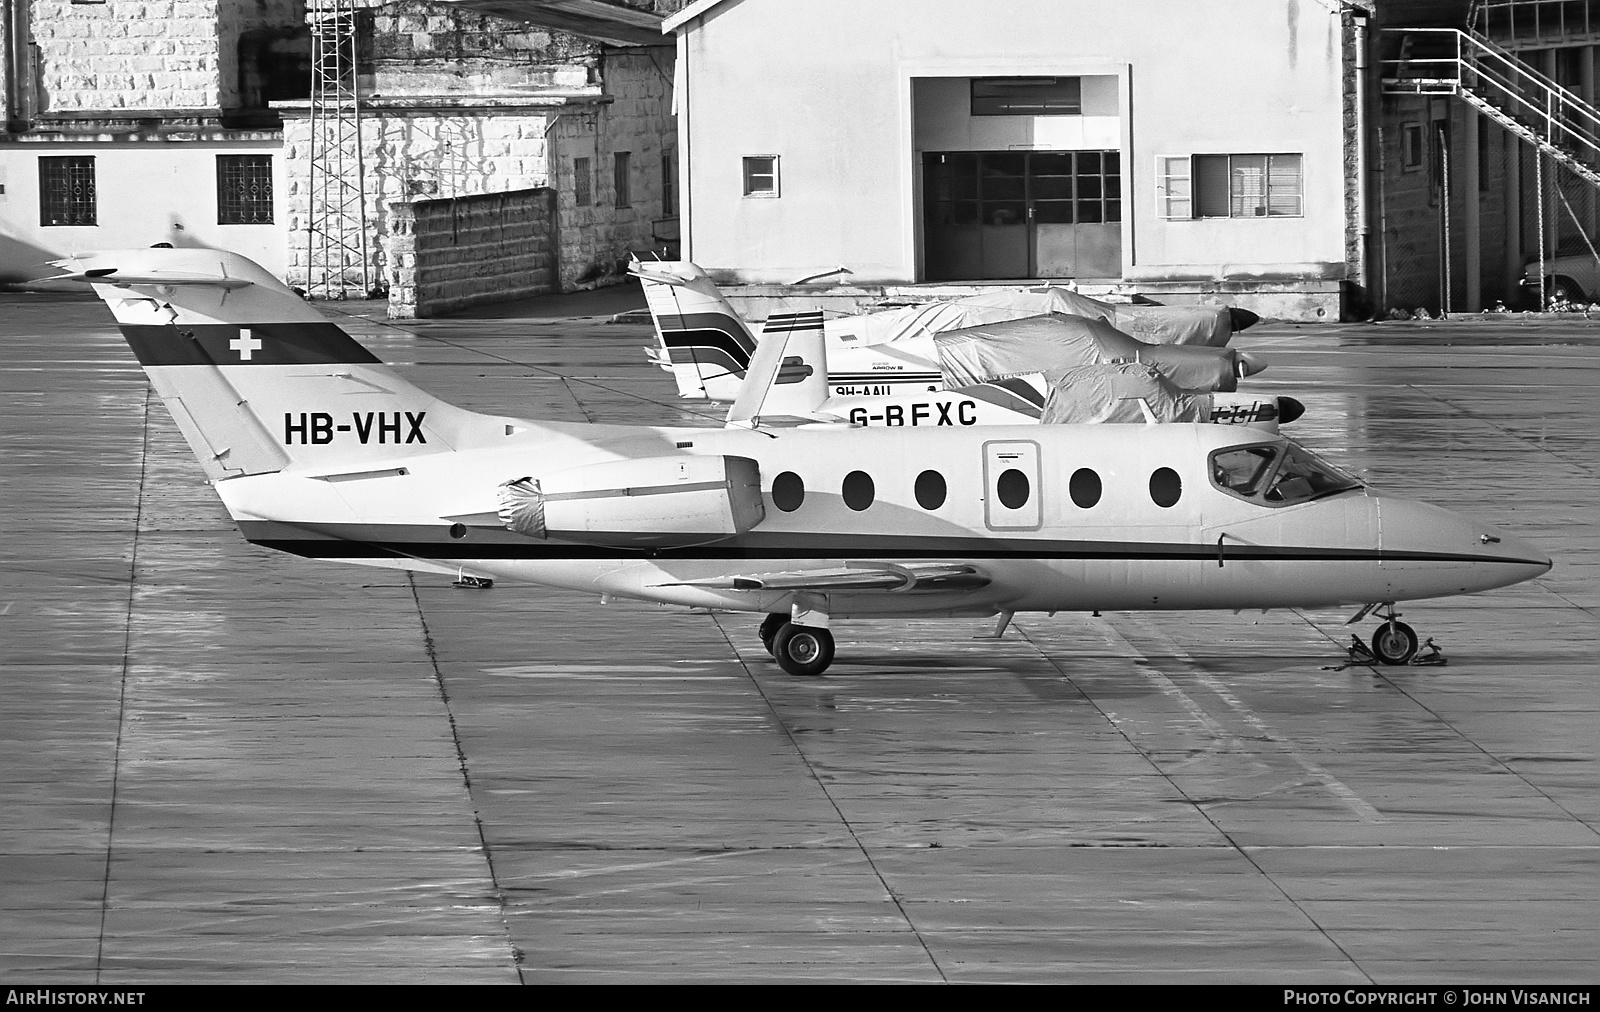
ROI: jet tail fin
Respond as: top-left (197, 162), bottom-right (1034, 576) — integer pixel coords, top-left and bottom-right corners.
top-left (725, 311), bottom-right (828, 427)
top-left (56, 248), bottom-right (519, 481)
top-left (629, 259), bottom-right (758, 401)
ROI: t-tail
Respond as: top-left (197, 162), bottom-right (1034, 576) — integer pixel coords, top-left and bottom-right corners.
top-left (724, 311), bottom-right (829, 427)
top-left (48, 248), bottom-right (523, 482)
top-left (630, 259), bottom-right (758, 401)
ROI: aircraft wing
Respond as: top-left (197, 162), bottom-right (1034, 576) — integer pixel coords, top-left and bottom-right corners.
top-left (42, 265), bottom-right (255, 289)
top-left (658, 562), bottom-right (990, 593)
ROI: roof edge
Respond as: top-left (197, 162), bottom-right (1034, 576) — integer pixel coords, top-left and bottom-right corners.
top-left (662, 0), bottom-right (731, 33)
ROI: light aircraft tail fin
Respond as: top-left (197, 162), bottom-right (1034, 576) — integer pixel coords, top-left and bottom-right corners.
top-left (50, 248), bottom-right (517, 481)
top-left (725, 311), bottom-right (828, 427)
top-left (629, 259), bottom-right (758, 401)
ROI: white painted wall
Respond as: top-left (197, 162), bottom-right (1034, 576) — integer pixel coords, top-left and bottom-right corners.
top-left (674, 0), bottom-right (1348, 285)
top-left (0, 140), bottom-right (286, 277)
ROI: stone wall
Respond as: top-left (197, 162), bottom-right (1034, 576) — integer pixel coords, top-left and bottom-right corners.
top-left (28, 0), bottom-right (223, 111)
top-left (385, 187), bottom-right (558, 318)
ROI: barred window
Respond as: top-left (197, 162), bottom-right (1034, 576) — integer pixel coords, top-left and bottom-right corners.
top-left (614, 151), bottom-right (631, 208)
top-left (216, 155), bottom-right (274, 225)
top-left (742, 155), bottom-right (778, 197)
top-left (574, 156), bottom-right (592, 206)
top-left (39, 156), bottom-right (96, 227)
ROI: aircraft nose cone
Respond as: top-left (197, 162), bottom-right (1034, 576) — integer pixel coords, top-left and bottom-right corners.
top-left (1235, 351), bottom-right (1269, 378)
top-left (1381, 497), bottom-right (1551, 594)
top-left (1276, 395), bottom-right (1305, 424)
top-left (1229, 306), bottom-right (1261, 331)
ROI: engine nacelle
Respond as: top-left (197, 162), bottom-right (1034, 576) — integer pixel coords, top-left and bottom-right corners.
top-left (498, 454), bottom-right (765, 548)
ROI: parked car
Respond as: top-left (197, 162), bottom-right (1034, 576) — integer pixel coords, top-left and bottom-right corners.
top-left (1520, 253), bottom-right (1600, 306)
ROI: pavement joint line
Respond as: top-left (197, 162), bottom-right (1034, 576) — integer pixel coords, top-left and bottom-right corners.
top-left (1405, 382), bottom-right (1598, 475)
top-left (407, 573), bottom-right (526, 983)
top-left (95, 385), bottom-right (149, 986)
top-left (1107, 617), bottom-right (1385, 825)
top-left (1010, 615), bottom-right (1376, 984)
top-left (707, 613), bottom-right (950, 984)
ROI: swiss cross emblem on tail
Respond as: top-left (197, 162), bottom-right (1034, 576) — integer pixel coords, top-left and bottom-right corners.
top-left (229, 327), bottom-right (262, 361)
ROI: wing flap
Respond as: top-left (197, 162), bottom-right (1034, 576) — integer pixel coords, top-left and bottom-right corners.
top-left (658, 562), bottom-right (989, 593)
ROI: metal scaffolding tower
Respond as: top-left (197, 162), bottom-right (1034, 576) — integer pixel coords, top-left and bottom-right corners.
top-left (306, 0), bottom-right (369, 299)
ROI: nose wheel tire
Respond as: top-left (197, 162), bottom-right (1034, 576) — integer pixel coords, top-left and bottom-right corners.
top-left (772, 623), bottom-right (835, 677)
top-left (758, 613), bottom-right (789, 656)
top-left (1371, 621), bottom-right (1419, 665)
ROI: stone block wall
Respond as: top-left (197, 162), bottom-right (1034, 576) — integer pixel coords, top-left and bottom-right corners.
top-left (385, 186), bottom-right (558, 318)
top-left (28, 0), bottom-right (223, 111)
top-left (549, 49), bottom-right (677, 289)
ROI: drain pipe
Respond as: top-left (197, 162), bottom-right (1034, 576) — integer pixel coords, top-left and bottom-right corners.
top-left (1354, 7), bottom-right (1372, 303)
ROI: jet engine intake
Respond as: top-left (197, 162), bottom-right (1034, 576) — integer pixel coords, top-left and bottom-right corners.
top-left (498, 454), bottom-right (765, 548)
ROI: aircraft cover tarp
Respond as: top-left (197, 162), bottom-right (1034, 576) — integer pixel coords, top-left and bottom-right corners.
top-left (836, 288), bottom-right (1232, 347)
top-left (933, 314), bottom-right (1241, 392)
top-left (1039, 362), bottom-right (1212, 424)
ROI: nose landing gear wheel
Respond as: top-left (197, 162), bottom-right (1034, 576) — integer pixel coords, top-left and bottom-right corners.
top-left (1371, 621), bottom-right (1419, 665)
top-left (772, 623), bottom-right (835, 677)
top-left (758, 613), bottom-right (788, 656)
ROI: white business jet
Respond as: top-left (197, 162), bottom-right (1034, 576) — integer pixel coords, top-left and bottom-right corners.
top-left (50, 248), bottom-right (1550, 677)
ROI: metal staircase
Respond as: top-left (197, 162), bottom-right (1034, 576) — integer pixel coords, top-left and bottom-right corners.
top-left (1380, 25), bottom-right (1600, 191)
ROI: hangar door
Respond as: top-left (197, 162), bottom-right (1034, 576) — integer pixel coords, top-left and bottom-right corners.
top-left (923, 150), bottom-right (1121, 282)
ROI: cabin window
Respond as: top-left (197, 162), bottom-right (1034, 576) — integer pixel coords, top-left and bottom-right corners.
top-left (914, 470), bottom-right (947, 510)
top-left (772, 471), bottom-right (805, 512)
top-left (743, 156), bottom-right (779, 198)
top-left (842, 470), bottom-right (875, 511)
top-left (39, 156), bottom-right (96, 226)
top-left (1209, 443), bottom-right (1361, 507)
top-left (997, 468), bottom-right (1030, 509)
top-left (1149, 467), bottom-right (1182, 508)
top-left (1069, 468), bottom-right (1102, 509)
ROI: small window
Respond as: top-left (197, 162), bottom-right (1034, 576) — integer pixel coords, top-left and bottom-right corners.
top-left (1161, 154), bottom-right (1303, 219)
top-left (1069, 468), bottom-right (1102, 509)
top-left (971, 77), bottom-right (1081, 116)
top-left (772, 471), bottom-right (804, 512)
top-left (842, 470), bottom-right (875, 511)
top-left (1401, 123), bottom-right (1424, 172)
top-left (997, 469), bottom-right (1030, 509)
top-left (39, 156), bottom-right (96, 226)
top-left (217, 154), bottom-right (274, 225)
top-left (1149, 467), bottom-right (1182, 508)
top-left (1157, 156), bottom-right (1191, 220)
top-left (662, 150), bottom-right (675, 216)
top-left (574, 156), bottom-right (592, 206)
top-left (913, 470), bottom-right (947, 510)
top-left (743, 156), bottom-right (778, 197)
top-left (613, 151), bottom-right (631, 208)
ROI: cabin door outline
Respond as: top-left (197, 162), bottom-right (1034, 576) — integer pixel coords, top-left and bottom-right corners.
top-left (982, 439), bottom-right (1043, 531)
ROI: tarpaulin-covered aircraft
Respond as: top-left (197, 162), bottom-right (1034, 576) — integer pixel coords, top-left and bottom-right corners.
top-left (726, 309), bottom-right (1301, 431)
top-left (635, 260), bottom-right (1268, 403)
top-left (50, 248), bottom-right (1550, 676)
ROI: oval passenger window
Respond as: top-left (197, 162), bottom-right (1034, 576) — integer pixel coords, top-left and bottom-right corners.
top-left (997, 468), bottom-right (1030, 509)
top-left (914, 470), bottom-right (947, 510)
top-left (842, 470), bottom-right (875, 511)
top-left (1149, 467), bottom-right (1182, 508)
top-left (1069, 468), bottom-right (1102, 509)
top-left (772, 471), bottom-right (805, 512)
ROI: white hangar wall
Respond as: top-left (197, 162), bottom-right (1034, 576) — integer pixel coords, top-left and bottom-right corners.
top-left (673, 0), bottom-right (1350, 288)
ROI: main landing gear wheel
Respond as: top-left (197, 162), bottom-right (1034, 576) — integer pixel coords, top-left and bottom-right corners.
top-left (1371, 620), bottom-right (1419, 665)
top-left (758, 613), bottom-right (788, 656)
top-left (772, 623), bottom-right (835, 677)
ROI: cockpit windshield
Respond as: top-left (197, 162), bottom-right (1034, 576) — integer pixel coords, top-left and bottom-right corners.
top-left (1210, 441), bottom-right (1361, 507)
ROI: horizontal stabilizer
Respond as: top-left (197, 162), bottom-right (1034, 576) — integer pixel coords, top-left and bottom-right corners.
top-left (43, 265), bottom-right (255, 290)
